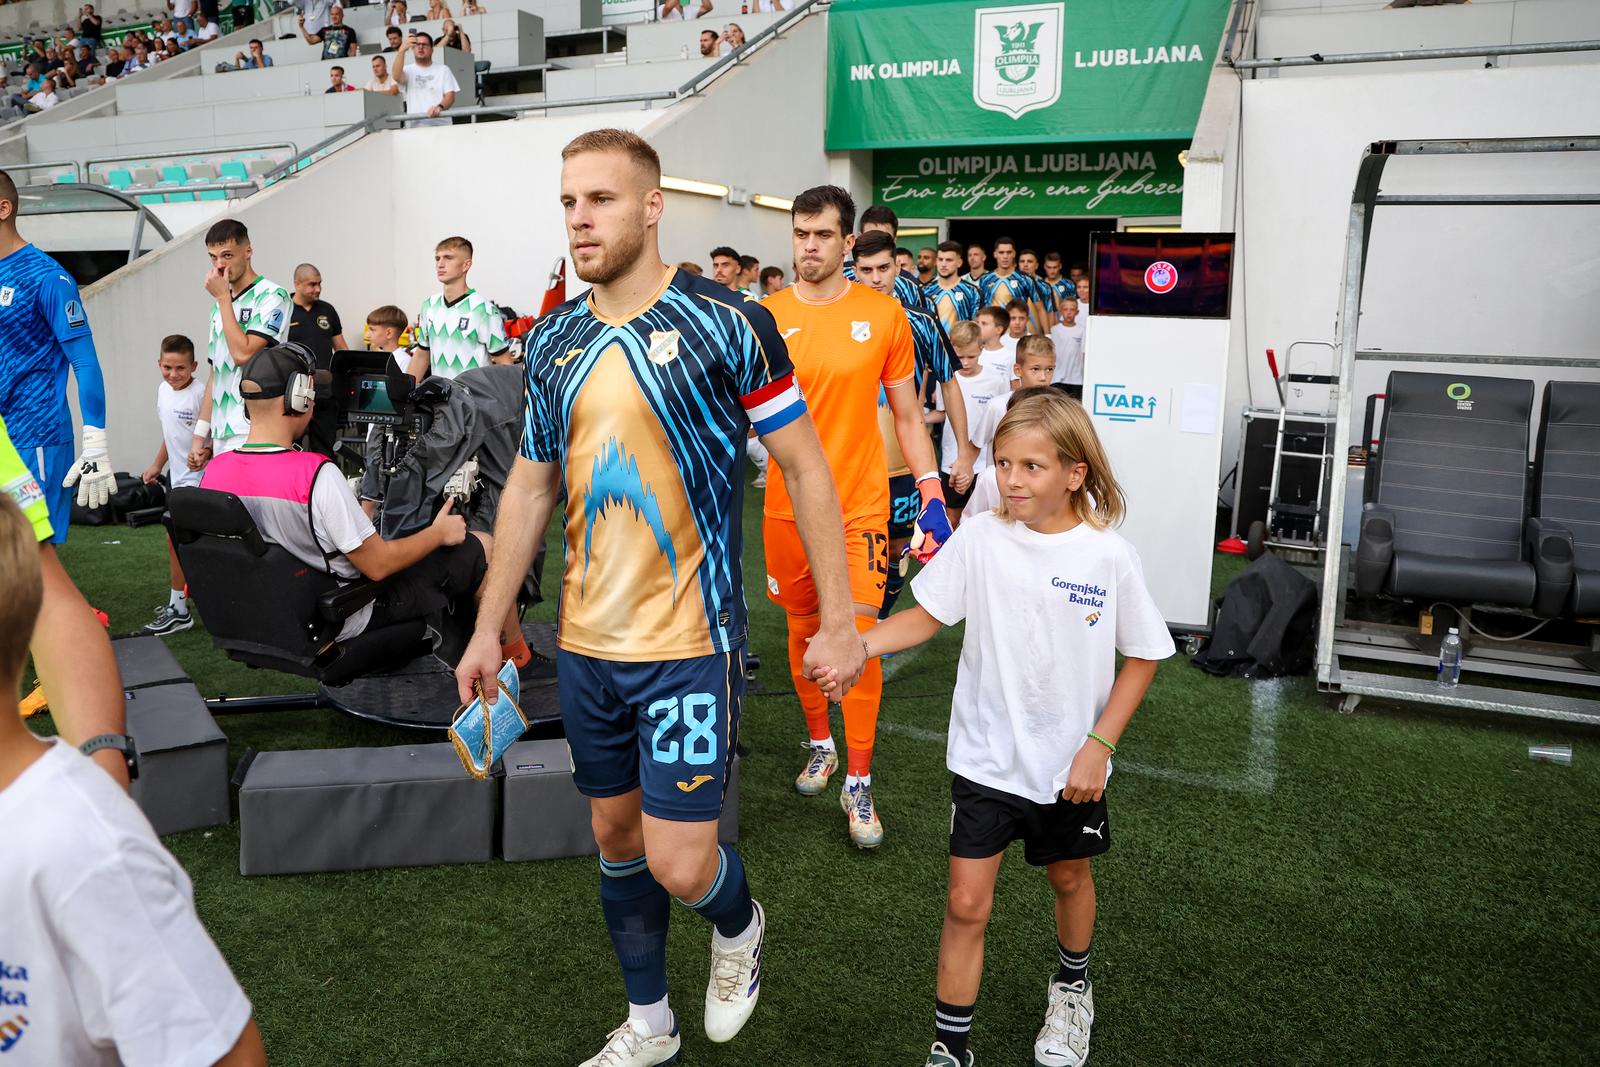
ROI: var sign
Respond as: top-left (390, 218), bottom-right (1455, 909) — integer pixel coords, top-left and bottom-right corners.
top-left (973, 2), bottom-right (1065, 119)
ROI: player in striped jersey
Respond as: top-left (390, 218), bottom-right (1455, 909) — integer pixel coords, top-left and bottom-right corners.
top-left (853, 231), bottom-right (976, 617)
top-left (925, 239), bottom-right (983, 333)
top-left (190, 219), bottom-right (293, 463)
top-left (1017, 248), bottom-right (1056, 334)
top-left (978, 235), bottom-right (1052, 335)
top-left (1043, 250), bottom-right (1075, 314)
top-left (843, 203), bottom-right (933, 314)
top-left (406, 235), bottom-right (509, 382)
top-left (456, 129), bottom-right (864, 1067)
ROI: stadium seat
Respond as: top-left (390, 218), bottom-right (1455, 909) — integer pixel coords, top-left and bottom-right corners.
top-left (1356, 371), bottom-right (1542, 608)
top-left (167, 487), bottom-right (431, 686)
top-left (106, 168), bottom-right (133, 189)
top-left (159, 163), bottom-right (188, 184)
top-left (1530, 380), bottom-right (1600, 618)
top-left (218, 160), bottom-right (249, 182)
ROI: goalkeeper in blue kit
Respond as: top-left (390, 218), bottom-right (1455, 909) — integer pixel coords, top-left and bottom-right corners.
top-left (0, 169), bottom-right (117, 533)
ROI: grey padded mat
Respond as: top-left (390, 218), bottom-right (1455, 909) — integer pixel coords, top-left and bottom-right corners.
top-left (319, 622), bottom-right (560, 730)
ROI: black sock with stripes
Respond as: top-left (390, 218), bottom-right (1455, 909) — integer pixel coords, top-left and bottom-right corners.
top-left (1056, 941), bottom-right (1090, 987)
top-left (935, 998), bottom-right (974, 1059)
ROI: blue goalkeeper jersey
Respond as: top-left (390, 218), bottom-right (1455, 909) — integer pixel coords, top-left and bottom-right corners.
top-left (0, 243), bottom-right (94, 447)
top-left (520, 266), bottom-right (804, 663)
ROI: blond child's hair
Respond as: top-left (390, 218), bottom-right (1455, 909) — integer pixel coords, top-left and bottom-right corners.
top-left (0, 495), bottom-right (42, 686)
top-left (1016, 333), bottom-right (1055, 362)
top-left (949, 320), bottom-right (981, 349)
top-left (992, 388), bottom-right (1125, 529)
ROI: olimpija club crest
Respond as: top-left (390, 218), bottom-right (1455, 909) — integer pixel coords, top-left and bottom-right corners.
top-left (973, 2), bottom-right (1064, 119)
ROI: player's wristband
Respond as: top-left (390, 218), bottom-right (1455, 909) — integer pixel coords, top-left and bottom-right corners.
top-left (193, 419), bottom-right (211, 440)
top-left (1087, 730), bottom-right (1117, 755)
top-left (915, 471), bottom-right (940, 485)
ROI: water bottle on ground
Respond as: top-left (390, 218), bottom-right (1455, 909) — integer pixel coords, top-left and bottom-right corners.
top-left (1436, 627), bottom-right (1462, 689)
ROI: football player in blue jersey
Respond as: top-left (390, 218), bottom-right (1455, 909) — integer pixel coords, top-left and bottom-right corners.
top-left (0, 171), bottom-right (129, 791)
top-left (843, 203), bottom-right (933, 314)
top-left (851, 231), bottom-right (977, 617)
top-left (0, 169), bottom-right (116, 531)
top-left (456, 129), bottom-right (865, 1067)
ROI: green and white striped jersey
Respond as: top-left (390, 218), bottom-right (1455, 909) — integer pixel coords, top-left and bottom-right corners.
top-left (415, 288), bottom-right (508, 379)
top-left (208, 276), bottom-right (292, 448)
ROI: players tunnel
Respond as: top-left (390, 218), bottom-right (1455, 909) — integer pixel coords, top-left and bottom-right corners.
top-left (823, 0), bottom-right (1230, 268)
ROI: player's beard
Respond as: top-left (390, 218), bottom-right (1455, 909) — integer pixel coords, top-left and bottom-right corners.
top-left (571, 212), bottom-right (648, 286)
top-left (797, 253), bottom-right (841, 285)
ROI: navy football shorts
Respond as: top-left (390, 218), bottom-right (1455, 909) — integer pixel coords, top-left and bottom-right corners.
top-left (559, 647), bottom-right (745, 823)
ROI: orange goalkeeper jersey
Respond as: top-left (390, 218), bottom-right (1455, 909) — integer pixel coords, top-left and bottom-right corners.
top-left (762, 281), bottom-right (915, 524)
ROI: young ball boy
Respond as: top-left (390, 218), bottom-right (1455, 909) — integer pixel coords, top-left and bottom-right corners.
top-left (142, 334), bottom-right (204, 635)
top-left (975, 306), bottom-right (1013, 381)
top-left (0, 494), bottom-right (267, 1066)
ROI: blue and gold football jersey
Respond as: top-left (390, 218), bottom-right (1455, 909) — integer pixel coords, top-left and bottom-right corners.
top-left (520, 267), bottom-right (804, 663)
top-left (923, 278), bottom-right (982, 333)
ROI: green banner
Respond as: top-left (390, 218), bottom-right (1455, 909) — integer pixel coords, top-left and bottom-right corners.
top-left (873, 142), bottom-right (1185, 218)
top-left (827, 0), bottom-right (1229, 151)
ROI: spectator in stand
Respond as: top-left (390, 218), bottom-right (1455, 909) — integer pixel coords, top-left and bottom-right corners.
top-left (151, 15), bottom-right (173, 40)
top-left (700, 28), bottom-right (721, 58)
top-left (722, 22), bottom-right (746, 49)
top-left (8, 64), bottom-right (43, 109)
top-left (25, 77), bottom-right (60, 112)
top-left (737, 254), bottom-right (759, 294)
top-left (231, 0), bottom-right (255, 28)
top-left (194, 12), bottom-right (220, 41)
top-left (394, 30), bottom-right (459, 127)
top-left (161, 38), bottom-right (182, 60)
top-left (78, 5), bottom-right (103, 48)
top-left (386, 0), bottom-right (408, 27)
top-left (660, 0), bottom-right (713, 18)
top-left (129, 42), bottom-right (153, 70)
top-left (57, 55), bottom-right (84, 87)
top-left (168, 0), bottom-right (197, 25)
top-left (233, 38), bottom-right (272, 69)
top-left (366, 54), bottom-right (399, 93)
top-left (426, 0), bottom-right (452, 18)
top-left (173, 17), bottom-right (196, 47)
top-left (383, 25), bottom-right (403, 51)
top-left (437, 17), bottom-right (470, 52)
top-left (302, 4), bottom-right (357, 60)
top-left (759, 265), bottom-right (785, 296)
top-left (74, 45), bottom-right (99, 80)
top-left (709, 245), bottom-right (741, 290)
top-left (460, 0), bottom-right (485, 12)
top-left (40, 46), bottom-right (65, 73)
top-left (295, 0), bottom-right (335, 36)
top-left (102, 48), bottom-right (127, 79)
top-left (677, 260), bottom-right (704, 276)
top-left (326, 65), bottom-right (356, 91)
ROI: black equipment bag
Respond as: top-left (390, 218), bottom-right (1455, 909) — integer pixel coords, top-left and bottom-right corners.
top-left (1192, 553), bottom-right (1318, 678)
top-left (70, 472), bottom-right (167, 526)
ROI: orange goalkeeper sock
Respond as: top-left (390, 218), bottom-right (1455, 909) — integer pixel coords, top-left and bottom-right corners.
top-left (502, 633), bottom-right (532, 668)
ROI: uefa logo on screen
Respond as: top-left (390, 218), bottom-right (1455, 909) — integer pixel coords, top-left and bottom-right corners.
top-left (1144, 260), bottom-right (1178, 294)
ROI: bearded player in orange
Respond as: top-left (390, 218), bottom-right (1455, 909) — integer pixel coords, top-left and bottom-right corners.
top-left (762, 185), bottom-right (952, 849)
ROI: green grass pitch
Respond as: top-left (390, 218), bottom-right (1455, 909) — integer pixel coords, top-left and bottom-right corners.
top-left (40, 486), bottom-right (1600, 1066)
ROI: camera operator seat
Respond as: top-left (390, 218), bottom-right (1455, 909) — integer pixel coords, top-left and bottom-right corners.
top-left (1531, 380), bottom-right (1600, 620)
top-left (167, 487), bottom-right (431, 685)
top-left (1355, 371), bottom-right (1542, 608)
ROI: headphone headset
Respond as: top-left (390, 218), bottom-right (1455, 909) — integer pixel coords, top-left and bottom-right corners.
top-left (240, 342), bottom-right (317, 420)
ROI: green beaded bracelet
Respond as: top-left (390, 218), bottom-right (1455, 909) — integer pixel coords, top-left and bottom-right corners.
top-left (1087, 730), bottom-right (1117, 755)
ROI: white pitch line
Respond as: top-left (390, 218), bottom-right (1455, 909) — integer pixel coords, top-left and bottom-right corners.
top-left (881, 640), bottom-right (931, 681)
top-left (877, 676), bottom-right (1284, 796)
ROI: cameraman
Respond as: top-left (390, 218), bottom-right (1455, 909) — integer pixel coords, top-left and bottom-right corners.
top-left (200, 344), bottom-right (517, 646)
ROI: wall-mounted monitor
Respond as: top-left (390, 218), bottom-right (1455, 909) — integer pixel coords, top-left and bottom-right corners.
top-left (1090, 231), bottom-right (1234, 319)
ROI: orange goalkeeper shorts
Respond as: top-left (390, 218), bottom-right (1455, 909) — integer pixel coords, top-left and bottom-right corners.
top-left (763, 514), bottom-right (889, 617)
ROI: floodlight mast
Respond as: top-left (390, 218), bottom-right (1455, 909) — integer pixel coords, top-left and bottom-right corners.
top-left (1316, 135), bottom-right (1600, 724)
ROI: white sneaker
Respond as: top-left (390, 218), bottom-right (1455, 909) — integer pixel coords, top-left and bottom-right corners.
top-left (578, 1018), bottom-right (680, 1067)
top-left (795, 743), bottom-right (838, 796)
top-left (703, 900), bottom-right (764, 1043)
top-left (840, 779), bottom-right (885, 849)
top-left (1033, 979), bottom-right (1093, 1067)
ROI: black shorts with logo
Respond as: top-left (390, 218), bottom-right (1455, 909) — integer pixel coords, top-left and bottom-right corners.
top-left (888, 472), bottom-right (919, 540)
top-left (949, 774), bottom-right (1110, 866)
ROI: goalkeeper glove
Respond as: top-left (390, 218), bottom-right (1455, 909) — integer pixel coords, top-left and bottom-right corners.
top-left (902, 476), bottom-right (952, 566)
top-left (63, 426), bottom-right (116, 510)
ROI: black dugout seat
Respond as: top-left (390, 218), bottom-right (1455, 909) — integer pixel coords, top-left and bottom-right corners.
top-left (1355, 371), bottom-right (1541, 607)
top-left (1530, 380), bottom-right (1600, 618)
top-left (167, 487), bottom-right (430, 685)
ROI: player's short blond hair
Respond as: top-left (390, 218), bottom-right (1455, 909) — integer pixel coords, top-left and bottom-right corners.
top-left (436, 235), bottom-right (473, 258)
top-left (561, 128), bottom-right (662, 185)
top-left (993, 390), bottom-right (1125, 530)
top-left (949, 320), bottom-right (981, 349)
top-left (0, 495), bottom-right (42, 685)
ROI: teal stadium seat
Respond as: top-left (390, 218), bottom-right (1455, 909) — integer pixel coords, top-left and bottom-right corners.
top-left (107, 169), bottom-right (133, 189)
top-left (219, 160), bottom-right (249, 182)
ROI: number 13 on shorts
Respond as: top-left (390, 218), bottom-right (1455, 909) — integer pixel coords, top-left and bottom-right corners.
top-left (644, 693), bottom-right (721, 766)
